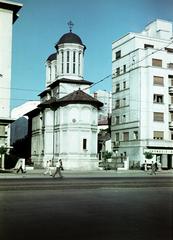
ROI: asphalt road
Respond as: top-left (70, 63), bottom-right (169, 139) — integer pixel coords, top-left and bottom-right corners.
top-left (0, 176), bottom-right (173, 191)
top-left (0, 177), bottom-right (172, 240)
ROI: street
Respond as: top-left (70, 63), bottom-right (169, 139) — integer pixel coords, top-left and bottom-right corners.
top-left (0, 177), bottom-right (172, 240)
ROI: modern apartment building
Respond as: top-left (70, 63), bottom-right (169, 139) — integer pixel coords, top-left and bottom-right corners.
top-left (0, 1), bottom-right (22, 149)
top-left (112, 19), bottom-right (173, 169)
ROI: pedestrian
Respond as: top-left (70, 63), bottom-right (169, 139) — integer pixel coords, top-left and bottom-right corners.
top-left (16, 159), bottom-right (25, 174)
top-left (150, 161), bottom-right (156, 175)
top-left (154, 160), bottom-right (158, 172)
top-left (52, 159), bottom-right (63, 178)
top-left (144, 160), bottom-right (147, 172)
top-left (44, 160), bottom-right (52, 176)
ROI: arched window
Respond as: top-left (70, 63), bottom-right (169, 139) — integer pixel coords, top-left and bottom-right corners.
top-left (73, 51), bottom-right (76, 74)
top-left (61, 51), bottom-right (64, 74)
top-left (78, 52), bottom-right (81, 75)
top-left (67, 51), bottom-right (70, 73)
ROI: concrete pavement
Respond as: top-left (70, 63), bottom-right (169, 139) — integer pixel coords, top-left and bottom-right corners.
top-left (0, 168), bottom-right (173, 178)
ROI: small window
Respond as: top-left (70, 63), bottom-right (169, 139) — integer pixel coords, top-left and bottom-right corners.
top-left (83, 139), bottom-right (87, 150)
top-left (116, 50), bottom-right (121, 60)
top-left (115, 133), bottom-right (119, 141)
top-left (165, 48), bottom-right (173, 53)
top-left (133, 131), bottom-right (138, 140)
top-left (144, 44), bottom-right (154, 49)
top-left (116, 83), bottom-right (120, 92)
top-left (123, 132), bottom-right (129, 141)
top-left (152, 58), bottom-right (162, 67)
top-left (153, 76), bottom-right (164, 86)
top-left (153, 112), bottom-right (164, 122)
top-left (171, 113), bottom-right (173, 121)
top-left (123, 65), bottom-right (126, 73)
top-left (115, 100), bottom-right (120, 109)
top-left (123, 81), bottom-right (126, 89)
top-left (153, 94), bottom-right (163, 103)
top-left (116, 116), bottom-right (120, 124)
top-left (116, 67), bottom-right (120, 75)
top-left (168, 63), bottom-right (173, 69)
top-left (153, 131), bottom-right (164, 140)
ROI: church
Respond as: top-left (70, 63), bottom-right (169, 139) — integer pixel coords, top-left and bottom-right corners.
top-left (27, 22), bottom-right (103, 170)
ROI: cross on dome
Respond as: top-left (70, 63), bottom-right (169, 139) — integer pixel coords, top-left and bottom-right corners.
top-left (67, 20), bottom-right (74, 32)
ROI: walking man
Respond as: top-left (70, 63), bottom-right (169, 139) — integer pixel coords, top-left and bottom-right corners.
top-left (16, 159), bottom-right (25, 174)
top-left (52, 159), bottom-right (63, 178)
top-left (150, 161), bottom-right (156, 175)
top-left (44, 160), bottom-right (52, 176)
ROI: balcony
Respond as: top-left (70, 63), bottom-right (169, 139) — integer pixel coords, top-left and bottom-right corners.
top-left (169, 104), bottom-right (173, 112)
top-left (169, 121), bottom-right (173, 130)
top-left (169, 86), bottom-right (173, 94)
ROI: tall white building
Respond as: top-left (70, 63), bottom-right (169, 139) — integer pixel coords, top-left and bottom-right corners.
top-left (92, 90), bottom-right (112, 119)
top-left (112, 19), bottom-right (173, 169)
top-left (0, 1), bottom-right (22, 148)
top-left (27, 24), bottom-right (103, 170)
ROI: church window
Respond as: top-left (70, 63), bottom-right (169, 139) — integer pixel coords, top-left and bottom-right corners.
top-left (78, 52), bottom-right (81, 75)
top-left (83, 139), bottom-right (87, 150)
top-left (73, 51), bottom-right (76, 73)
top-left (67, 51), bottom-right (70, 73)
top-left (61, 51), bottom-right (64, 74)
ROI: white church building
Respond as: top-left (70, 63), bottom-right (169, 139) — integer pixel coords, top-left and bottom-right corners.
top-left (27, 23), bottom-right (103, 170)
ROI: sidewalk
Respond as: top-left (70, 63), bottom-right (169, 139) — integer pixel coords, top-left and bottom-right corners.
top-left (0, 168), bottom-right (173, 179)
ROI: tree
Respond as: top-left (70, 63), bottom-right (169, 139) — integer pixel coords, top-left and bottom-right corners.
top-left (144, 151), bottom-right (153, 159)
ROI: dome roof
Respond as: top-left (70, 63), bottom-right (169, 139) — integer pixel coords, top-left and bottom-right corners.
top-left (46, 52), bottom-right (56, 62)
top-left (55, 32), bottom-right (86, 50)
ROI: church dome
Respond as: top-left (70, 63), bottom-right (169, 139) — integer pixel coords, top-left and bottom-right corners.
top-left (55, 32), bottom-right (86, 50)
top-left (46, 52), bottom-right (56, 62)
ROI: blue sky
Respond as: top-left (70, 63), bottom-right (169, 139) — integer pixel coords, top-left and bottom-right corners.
top-left (11, 0), bottom-right (173, 109)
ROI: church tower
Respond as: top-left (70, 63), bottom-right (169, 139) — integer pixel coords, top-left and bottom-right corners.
top-left (45, 21), bottom-right (86, 87)
top-left (27, 23), bottom-right (103, 170)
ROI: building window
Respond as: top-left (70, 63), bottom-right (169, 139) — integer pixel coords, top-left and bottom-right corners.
top-left (152, 58), bottom-right (162, 67)
top-left (168, 75), bottom-right (173, 86)
top-left (171, 96), bottom-right (173, 104)
top-left (116, 50), bottom-right (121, 60)
top-left (123, 81), bottom-right (126, 89)
top-left (153, 94), bottom-right (163, 103)
top-left (116, 67), bottom-right (120, 76)
top-left (133, 131), bottom-right (138, 140)
top-left (153, 76), bottom-right (164, 86)
top-left (144, 44), bottom-right (154, 49)
top-left (78, 52), bottom-right (81, 75)
top-left (123, 65), bottom-right (126, 73)
top-left (153, 112), bottom-right (164, 122)
top-left (67, 51), bottom-right (70, 73)
top-left (116, 116), bottom-right (120, 124)
top-left (153, 131), bottom-right (164, 140)
top-left (122, 98), bottom-right (126, 107)
top-left (116, 83), bottom-right (120, 92)
top-left (115, 100), bottom-right (120, 109)
top-left (83, 139), bottom-right (87, 150)
top-left (171, 133), bottom-right (173, 140)
top-left (165, 48), bottom-right (173, 53)
top-left (73, 51), bottom-right (76, 74)
top-left (115, 132), bottom-right (119, 141)
top-left (171, 113), bottom-right (173, 122)
top-left (167, 63), bottom-right (173, 69)
top-left (123, 132), bottom-right (129, 141)
top-left (61, 51), bottom-right (64, 74)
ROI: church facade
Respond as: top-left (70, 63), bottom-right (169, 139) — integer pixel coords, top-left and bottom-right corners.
top-left (27, 24), bottom-right (103, 170)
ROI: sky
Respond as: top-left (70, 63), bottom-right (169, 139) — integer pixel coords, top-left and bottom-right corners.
top-left (11, 0), bottom-right (173, 109)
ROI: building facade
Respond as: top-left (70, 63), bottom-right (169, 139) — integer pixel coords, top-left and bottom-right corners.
top-left (27, 26), bottom-right (103, 170)
top-left (0, 1), bottom-right (22, 150)
top-left (112, 19), bottom-right (173, 169)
